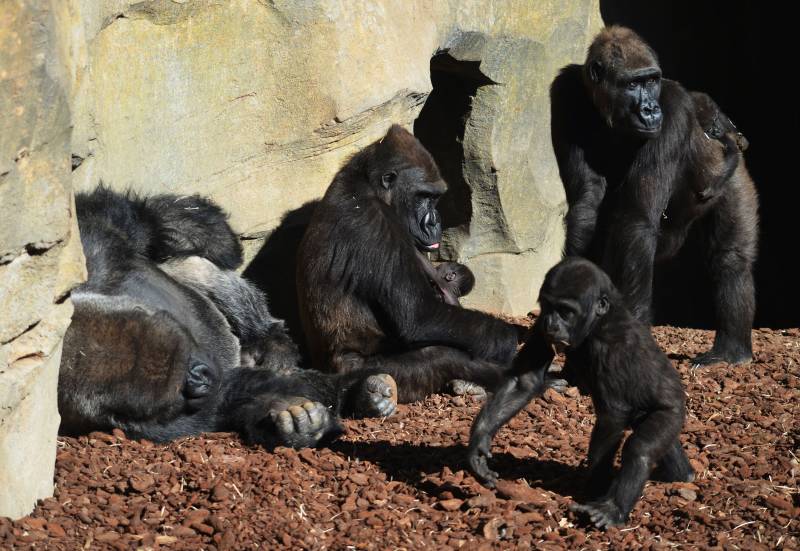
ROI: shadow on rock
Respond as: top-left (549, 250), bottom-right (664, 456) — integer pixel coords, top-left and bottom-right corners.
top-left (243, 200), bottom-right (319, 358)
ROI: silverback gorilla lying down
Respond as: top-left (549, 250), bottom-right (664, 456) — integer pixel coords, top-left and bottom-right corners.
top-left (59, 186), bottom-right (396, 447)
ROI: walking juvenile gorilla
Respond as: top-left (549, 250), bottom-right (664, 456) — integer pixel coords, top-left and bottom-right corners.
top-left (296, 125), bottom-right (521, 402)
top-left (551, 26), bottom-right (758, 365)
top-left (467, 258), bottom-right (693, 529)
top-left (60, 186), bottom-right (396, 447)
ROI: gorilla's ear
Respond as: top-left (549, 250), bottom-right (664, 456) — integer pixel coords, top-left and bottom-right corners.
top-left (381, 171), bottom-right (397, 190)
top-left (596, 294), bottom-right (609, 316)
top-left (588, 60), bottom-right (604, 83)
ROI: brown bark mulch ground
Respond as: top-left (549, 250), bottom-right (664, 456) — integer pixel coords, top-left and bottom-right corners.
top-left (1, 326), bottom-right (798, 550)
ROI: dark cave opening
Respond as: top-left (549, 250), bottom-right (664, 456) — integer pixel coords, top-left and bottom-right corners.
top-left (413, 53), bottom-right (494, 235)
top-left (602, 1), bottom-right (797, 328)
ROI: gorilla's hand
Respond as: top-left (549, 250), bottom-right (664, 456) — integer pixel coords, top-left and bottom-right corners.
top-left (266, 398), bottom-right (343, 448)
top-left (467, 434), bottom-right (498, 487)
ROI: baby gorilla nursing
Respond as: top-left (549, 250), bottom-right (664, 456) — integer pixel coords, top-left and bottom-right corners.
top-left (59, 186), bottom-right (395, 447)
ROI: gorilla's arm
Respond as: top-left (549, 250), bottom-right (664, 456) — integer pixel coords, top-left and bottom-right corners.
top-left (160, 256), bottom-right (300, 369)
top-left (551, 66), bottom-right (608, 257)
top-left (467, 324), bottom-right (554, 484)
top-left (375, 249), bottom-right (519, 365)
top-left (604, 80), bottom-right (693, 322)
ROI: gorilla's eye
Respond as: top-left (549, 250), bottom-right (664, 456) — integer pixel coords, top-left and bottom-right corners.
top-left (627, 81), bottom-right (638, 90)
top-left (381, 171), bottom-right (398, 189)
top-left (646, 78), bottom-right (657, 87)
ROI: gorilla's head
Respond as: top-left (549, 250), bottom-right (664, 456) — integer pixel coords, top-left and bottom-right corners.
top-left (367, 125), bottom-right (446, 252)
top-left (537, 257), bottom-right (619, 352)
top-left (584, 26), bottom-right (663, 138)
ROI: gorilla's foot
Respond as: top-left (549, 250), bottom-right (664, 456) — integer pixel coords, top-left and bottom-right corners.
top-left (692, 346), bottom-right (752, 367)
top-left (570, 500), bottom-right (626, 530)
top-left (353, 374), bottom-right (397, 418)
top-left (544, 374), bottom-right (570, 394)
top-left (448, 379), bottom-right (487, 398)
top-left (183, 362), bottom-right (219, 400)
top-left (269, 398), bottom-right (342, 448)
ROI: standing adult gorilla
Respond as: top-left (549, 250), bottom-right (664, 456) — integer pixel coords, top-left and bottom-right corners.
top-left (296, 125), bottom-right (521, 402)
top-left (551, 26), bottom-right (758, 365)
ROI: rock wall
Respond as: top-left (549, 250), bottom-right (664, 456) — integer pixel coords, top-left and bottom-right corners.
top-left (0, 0), bottom-right (86, 519)
top-left (66, 0), bottom-right (602, 316)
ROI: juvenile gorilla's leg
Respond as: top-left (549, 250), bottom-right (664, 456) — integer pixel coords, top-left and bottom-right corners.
top-left (160, 256), bottom-right (300, 371)
top-left (651, 439), bottom-right (695, 483)
top-left (584, 416), bottom-right (626, 498)
top-left (571, 408), bottom-right (682, 528)
top-left (694, 182), bottom-right (758, 366)
top-left (467, 334), bottom-right (555, 485)
top-left (341, 346), bottom-right (511, 404)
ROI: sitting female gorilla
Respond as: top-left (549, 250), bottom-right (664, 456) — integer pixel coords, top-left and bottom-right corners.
top-left (59, 186), bottom-right (395, 447)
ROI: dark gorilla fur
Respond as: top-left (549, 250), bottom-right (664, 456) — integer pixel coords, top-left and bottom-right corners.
top-left (551, 26), bottom-right (759, 365)
top-left (60, 186), bottom-right (396, 447)
top-left (296, 125), bottom-right (521, 403)
top-left (467, 258), bottom-right (693, 529)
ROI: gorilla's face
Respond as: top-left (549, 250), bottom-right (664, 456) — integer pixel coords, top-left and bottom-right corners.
top-left (369, 125), bottom-right (446, 252)
top-left (538, 258), bottom-right (612, 352)
top-left (380, 167), bottom-right (444, 252)
top-left (589, 61), bottom-right (663, 138)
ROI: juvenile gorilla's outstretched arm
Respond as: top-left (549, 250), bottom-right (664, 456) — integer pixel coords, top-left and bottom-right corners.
top-left (467, 326), bottom-right (554, 484)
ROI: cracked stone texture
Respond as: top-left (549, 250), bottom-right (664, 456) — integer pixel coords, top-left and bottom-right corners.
top-left (0, 0), bottom-right (86, 519)
top-left (65, 0), bottom-right (602, 315)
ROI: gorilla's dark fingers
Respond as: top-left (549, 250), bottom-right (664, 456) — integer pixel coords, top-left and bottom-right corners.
top-left (544, 375), bottom-right (570, 394)
top-left (569, 501), bottom-right (625, 530)
top-left (466, 433), bottom-right (498, 486)
top-left (448, 379), bottom-right (487, 398)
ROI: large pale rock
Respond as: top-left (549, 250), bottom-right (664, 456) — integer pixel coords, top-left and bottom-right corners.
top-left (0, 0), bottom-right (85, 519)
top-left (65, 0), bottom-right (601, 314)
